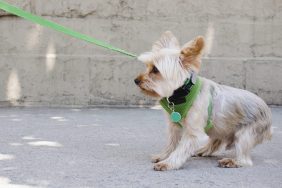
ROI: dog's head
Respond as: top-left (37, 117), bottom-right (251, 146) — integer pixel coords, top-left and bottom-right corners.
top-left (134, 31), bottom-right (205, 98)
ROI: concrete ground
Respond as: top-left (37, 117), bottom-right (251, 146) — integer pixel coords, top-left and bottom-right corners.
top-left (0, 107), bottom-right (281, 188)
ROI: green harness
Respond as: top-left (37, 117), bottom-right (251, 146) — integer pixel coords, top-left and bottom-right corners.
top-left (159, 77), bottom-right (213, 133)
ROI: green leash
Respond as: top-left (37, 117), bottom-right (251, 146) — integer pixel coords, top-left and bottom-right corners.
top-left (0, 0), bottom-right (137, 58)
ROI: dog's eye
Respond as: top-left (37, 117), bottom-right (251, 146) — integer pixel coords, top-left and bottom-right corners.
top-left (151, 66), bottom-right (159, 74)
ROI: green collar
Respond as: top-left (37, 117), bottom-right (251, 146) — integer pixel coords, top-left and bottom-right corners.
top-left (159, 76), bottom-right (213, 132)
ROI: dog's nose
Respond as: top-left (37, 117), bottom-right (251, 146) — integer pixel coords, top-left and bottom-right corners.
top-left (134, 78), bottom-right (141, 85)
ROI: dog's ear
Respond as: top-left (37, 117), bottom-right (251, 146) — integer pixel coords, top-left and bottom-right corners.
top-left (152, 31), bottom-right (180, 52)
top-left (180, 36), bottom-right (205, 73)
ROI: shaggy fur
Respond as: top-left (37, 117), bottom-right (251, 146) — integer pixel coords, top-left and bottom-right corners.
top-left (135, 31), bottom-right (272, 171)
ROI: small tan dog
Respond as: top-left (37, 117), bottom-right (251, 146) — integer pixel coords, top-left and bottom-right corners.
top-left (134, 31), bottom-right (272, 171)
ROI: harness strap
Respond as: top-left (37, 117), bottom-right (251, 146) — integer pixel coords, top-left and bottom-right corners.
top-left (205, 96), bottom-right (213, 132)
top-left (160, 78), bottom-right (214, 133)
top-left (160, 78), bottom-right (202, 126)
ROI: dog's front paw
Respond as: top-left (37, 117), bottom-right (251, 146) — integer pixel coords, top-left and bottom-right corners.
top-left (153, 162), bottom-right (169, 171)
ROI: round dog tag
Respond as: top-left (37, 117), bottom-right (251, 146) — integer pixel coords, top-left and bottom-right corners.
top-left (170, 112), bottom-right (181, 122)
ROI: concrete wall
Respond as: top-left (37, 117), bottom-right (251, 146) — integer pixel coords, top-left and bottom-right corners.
top-left (0, 0), bottom-right (282, 106)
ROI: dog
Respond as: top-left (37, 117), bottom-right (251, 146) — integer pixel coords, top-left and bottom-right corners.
top-left (134, 31), bottom-right (272, 171)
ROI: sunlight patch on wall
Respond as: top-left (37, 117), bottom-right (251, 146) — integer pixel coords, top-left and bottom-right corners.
top-left (45, 40), bottom-right (56, 73)
top-left (150, 105), bottom-right (162, 110)
top-left (26, 25), bottom-right (42, 50)
top-left (6, 70), bottom-right (21, 105)
top-left (204, 22), bottom-right (215, 57)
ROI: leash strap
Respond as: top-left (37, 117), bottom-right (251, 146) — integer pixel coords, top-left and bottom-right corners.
top-left (0, 0), bottom-right (137, 58)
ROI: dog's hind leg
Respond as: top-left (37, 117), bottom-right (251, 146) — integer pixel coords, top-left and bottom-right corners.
top-left (151, 122), bottom-right (182, 163)
top-left (218, 126), bottom-right (255, 168)
top-left (218, 116), bottom-right (272, 168)
top-left (195, 138), bottom-right (222, 157)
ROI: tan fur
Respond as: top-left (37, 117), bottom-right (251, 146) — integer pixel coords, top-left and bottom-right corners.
top-left (218, 158), bottom-right (239, 168)
top-left (180, 36), bottom-right (205, 72)
top-left (135, 31), bottom-right (272, 171)
top-left (135, 64), bottom-right (161, 97)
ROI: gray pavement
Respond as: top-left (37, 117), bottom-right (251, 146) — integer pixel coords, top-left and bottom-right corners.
top-left (0, 107), bottom-right (281, 188)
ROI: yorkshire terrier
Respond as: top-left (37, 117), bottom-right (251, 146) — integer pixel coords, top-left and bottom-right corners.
top-left (134, 31), bottom-right (272, 171)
